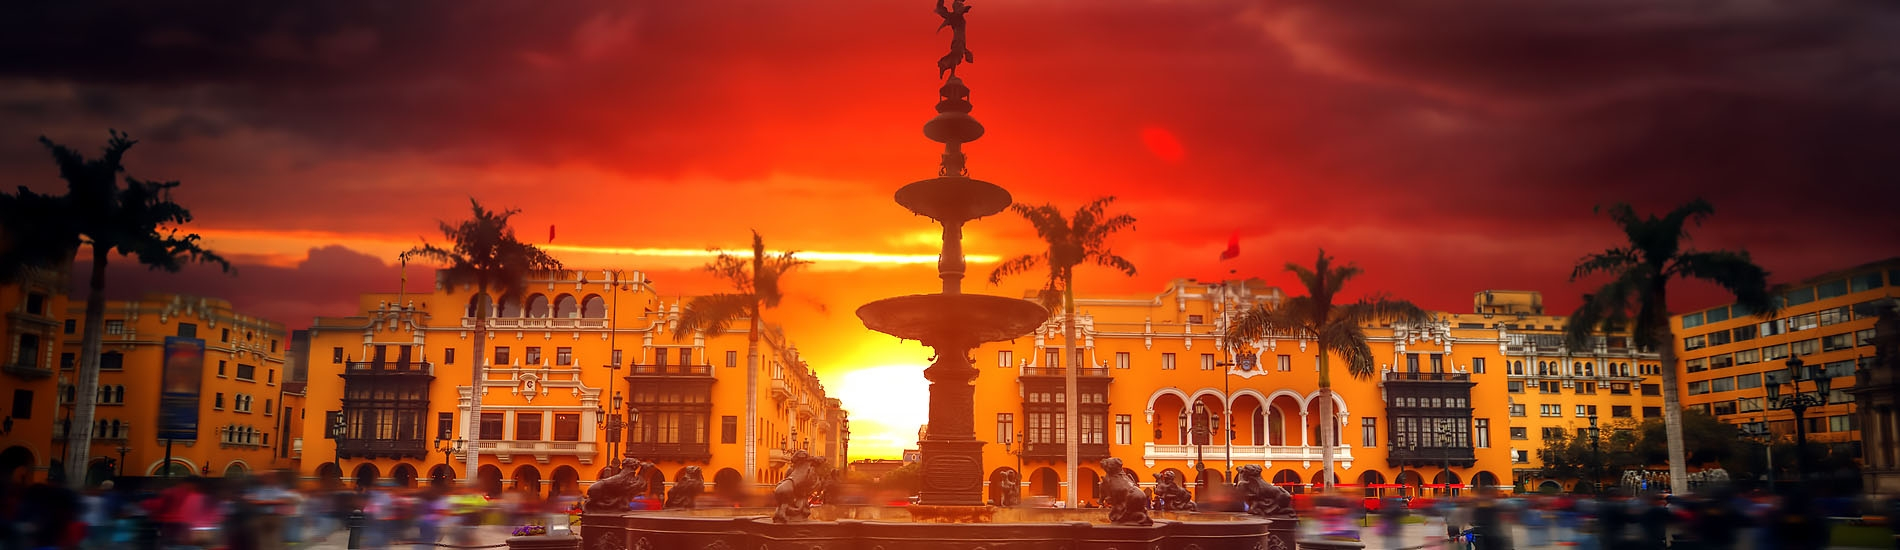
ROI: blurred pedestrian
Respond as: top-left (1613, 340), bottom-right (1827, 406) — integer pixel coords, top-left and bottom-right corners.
top-left (1637, 494), bottom-right (1672, 550)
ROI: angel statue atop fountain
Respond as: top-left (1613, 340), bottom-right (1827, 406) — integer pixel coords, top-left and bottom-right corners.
top-left (936, 0), bottom-right (973, 78)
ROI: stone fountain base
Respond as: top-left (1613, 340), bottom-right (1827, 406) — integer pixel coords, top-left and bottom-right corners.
top-left (583, 507), bottom-right (1296, 550)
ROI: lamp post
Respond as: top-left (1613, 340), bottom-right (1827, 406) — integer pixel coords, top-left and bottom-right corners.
top-left (1002, 430), bottom-right (1024, 477)
top-left (1587, 415), bottom-right (1601, 496)
top-left (115, 427), bottom-right (131, 478)
top-left (1186, 401), bottom-right (1221, 496)
top-left (433, 432), bottom-right (464, 486)
top-left (1765, 356), bottom-right (1828, 482)
top-left (1439, 423), bottom-right (1454, 497)
top-left (598, 392), bottom-right (624, 460)
top-left (1738, 420), bottom-right (1773, 492)
top-left (329, 414), bottom-right (347, 486)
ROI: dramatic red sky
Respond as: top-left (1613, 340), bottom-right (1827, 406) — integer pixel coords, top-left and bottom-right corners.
top-left (6, 0), bottom-right (1897, 458)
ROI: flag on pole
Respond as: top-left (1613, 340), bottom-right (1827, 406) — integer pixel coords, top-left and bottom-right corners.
top-left (1219, 231), bottom-right (1240, 261)
top-left (549, 224), bottom-right (556, 243)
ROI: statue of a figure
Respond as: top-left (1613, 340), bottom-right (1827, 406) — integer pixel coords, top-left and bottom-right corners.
top-left (1235, 465), bottom-right (1294, 519)
top-left (584, 458), bottom-right (651, 514)
top-left (1100, 458), bottom-right (1152, 525)
top-left (664, 465), bottom-right (705, 509)
top-left (936, 0), bottom-right (973, 78)
top-left (1152, 470), bottom-right (1196, 511)
top-left (773, 450), bottom-right (824, 523)
top-left (996, 467), bottom-right (1021, 507)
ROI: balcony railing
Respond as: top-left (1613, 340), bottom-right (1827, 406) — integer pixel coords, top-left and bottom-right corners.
top-left (1384, 446), bottom-right (1477, 467)
top-left (2, 362), bottom-right (53, 380)
top-left (771, 377), bottom-right (792, 400)
top-left (1144, 443), bottom-right (1355, 464)
top-left (627, 364), bottom-right (711, 376)
top-left (469, 439), bottom-right (602, 464)
top-left (463, 317), bottom-right (611, 330)
top-left (1020, 442), bottom-right (1110, 461)
top-left (625, 441), bottom-right (711, 461)
top-left (1020, 366), bottom-right (1112, 377)
top-left (1382, 371), bottom-right (1470, 382)
top-left (338, 438), bottom-right (429, 459)
top-left (344, 360), bottom-right (434, 376)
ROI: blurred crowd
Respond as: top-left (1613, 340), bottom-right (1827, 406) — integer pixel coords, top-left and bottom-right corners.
top-left (0, 471), bottom-right (577, 550)
top-left (1299, 487), bottom-right (1882, 550)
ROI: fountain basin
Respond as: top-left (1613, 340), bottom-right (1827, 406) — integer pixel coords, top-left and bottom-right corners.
top-left (583, 507), bottom-right (1291, 550)
top-left (857, 293), bottom-right (1048, 344)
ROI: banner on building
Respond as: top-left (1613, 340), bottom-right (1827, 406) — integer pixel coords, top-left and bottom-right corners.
top-left (159, 336), bottom-right (205, 441)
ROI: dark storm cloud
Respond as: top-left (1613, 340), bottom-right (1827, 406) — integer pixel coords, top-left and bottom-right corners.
top-left (72, 245), bottom-right (405, 329)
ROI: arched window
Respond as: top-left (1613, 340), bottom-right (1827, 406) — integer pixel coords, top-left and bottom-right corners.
top-left (498, 294), bottom-right (523, 317)
top-left (114, 386), bottom-right (124, 403)
top-left (554, 295), bottom-right (578, 318)
top-left (467, 293), bottom-right (492, 318)
top-left (527, 295), bottom-right (551, 318)
top-left (581, 295), bottom-right (606, 318)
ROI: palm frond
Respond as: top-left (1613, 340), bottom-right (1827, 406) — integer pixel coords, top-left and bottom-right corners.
top-left (1563, 267), bottom-right (1646, 350)
top-left (1671, 249), bottom-right (1778, 319)
top-left (1090, 252), bottom-right (1137, 277)
top-left (1222, 302), bottom-right (1307, 348)
top-left (1319, 322), bottom-right (1378, 380)
top-left (1272, 296), bottom-right (1322, 337)
top-left (675, 293), bottom-right (754, 342)
top-left (987, 253), bottom-right (1045, 285)
top-left (1569, 248), bottom-right (1640, 281)
top-left (1333, 294), bottom-right (1429, 328)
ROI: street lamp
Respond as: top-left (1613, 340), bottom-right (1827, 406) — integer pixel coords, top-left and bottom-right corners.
top-left (1587, 415), bottom-right (1601, 496)
top-left (329, 414), bottom-right (347, 486)
top-left (434, 430), bottom-right (464, 486)
top-left (1186, 401), bottom-right (1221, 495)
top-left (1002, 430), bottom-right (1024, 476)
top-left (115, 426), bottom-right (131, 477)
top-left (1738, 420), bottom-right (1773, 491)
top-left (1439, 423), bottom-right (1454, 497)
top-left (1765, 356), bottom-right (1828, 482)
top-left (598, 392), bottom-right (625, 460)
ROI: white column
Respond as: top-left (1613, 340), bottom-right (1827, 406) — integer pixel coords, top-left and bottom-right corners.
top-left (1299, 411), bottom-right (1310, 447)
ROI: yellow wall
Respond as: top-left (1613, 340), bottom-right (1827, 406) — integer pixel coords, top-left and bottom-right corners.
top-left (0, 268), bottom-right (72, 483)
top-left (299, 269), bottom-right (847, 497)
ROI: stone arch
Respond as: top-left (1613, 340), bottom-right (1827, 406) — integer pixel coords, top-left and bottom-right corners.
top-left (0, 446), bottom-right (34, 485)
top-left (551, 466), bottom-right (581, 496)
top-left (497, 292), bottom-right (524, 317)
top-left (512, 464), bottom-right (543, 496)
top-left (223, 460), bottom-right (251, 479)
top-left (987, 467), bottom-right (1015, 506)
top-left (1265, 393), bottom-right (1302, 446)
top-left (353, 463), bottom-right (381, 490)
top-left (554, 294), bottom-right (579, 318)
top-left (467, 293), bottom-right (493, 318)
top-left (1271, 469), bottom-right (1303, 495)
top-left (390, 463), bottom-right (418, 487)
top-left (316, 462), bottom-right (343, 489)
top-left (429, 464), bottom-right (455, 488)
top-left (1029, 467), bottom-right (1061, 498)
top-left (1395, 469), bottom-right (1425, 495)
top-left (1229, 392), bottom-right (1268, 445)
top-left (478, 464), bottom-right (504, 497)
top-left (1432, 470), bottom-right (1463, 496)
top-left (1471, 471), bottom-right (1501, 491)
top-left (713, 468), bottom-right (744, 502)
top-left (1144, 387), bottom-right (1191, 414)
top-left (641, 466), bottom-right (665, 499)
top-left (1149, 391), bottom-right (1190, 444)
top-left (1357, 470), bottom-right (1387, 498)
top-left (526, 294), bottom-right (551, 318)
top-left (1537, 480), bottom-right (1563, 494)
top-left (1078, 467), bottom-right (1104, 502)
top-left (150, 458), bottom-right (195, 478)
top-left (582, 295), bottom-right (606, 318)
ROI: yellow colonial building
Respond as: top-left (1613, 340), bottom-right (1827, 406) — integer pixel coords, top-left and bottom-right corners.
top-left (0, 267), bottom-right (73, 484)
top-left (969, 279), bottom-right (1663, 502)
top-left (298, 268), bottom-right (847, 500)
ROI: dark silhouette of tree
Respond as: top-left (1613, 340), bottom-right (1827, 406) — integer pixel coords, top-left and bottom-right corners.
top-left (406, 199), bottom-right (560, 484)
top-left (988, 196), bottom-right (1136, 507)
top-left (674, 231), bottom-right (809, 486)
top-left (1223, 249), bottom-right (1429, 492)
top-left (0, 131), bottom-right (230, 486)
top-left (1564, 200), bottom-right (1776, 494)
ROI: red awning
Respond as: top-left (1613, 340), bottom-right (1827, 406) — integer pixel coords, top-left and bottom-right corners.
top-left (1273, 482), bottom-right (1306, 487)
top-left (1421, 483), bottom-right (1467, 489)
top-left (1367, 484), bottom-right (1406, 488)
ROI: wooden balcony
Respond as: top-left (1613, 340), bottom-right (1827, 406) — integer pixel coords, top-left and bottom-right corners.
top-left (1384, 446), bottom-right (1476, 468)
top-left (1383, 371), bottom-right (1470, 382)
top-left (1019, 366), bottom-right (1112, 378)
top-left (338, 438), bottom-right (429, 460)
top-left (1143, 443), bottom-right (1356, 465)
top-left (2, 361), bottom-right (53, 380)
top-left (628, 364), bottom-right (712, 376)
top-left (624, 441), bottom-right (711, 462)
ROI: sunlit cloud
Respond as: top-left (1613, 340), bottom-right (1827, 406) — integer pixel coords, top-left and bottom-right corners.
top-left (830, 365), bottom-right (930, 460)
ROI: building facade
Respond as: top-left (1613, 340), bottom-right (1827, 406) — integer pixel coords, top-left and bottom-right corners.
top-left (1674, 258), bottom-right (1899, 479)
top-left (297, 269), bottom-right (847, 500)
top-left (0, 267), bottom-right (72, 484)
top-left (967, 279), bottom-right (1663, 503)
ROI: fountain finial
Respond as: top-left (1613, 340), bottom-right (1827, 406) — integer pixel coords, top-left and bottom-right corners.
top-left (935, 0), bottom-right (974, 79)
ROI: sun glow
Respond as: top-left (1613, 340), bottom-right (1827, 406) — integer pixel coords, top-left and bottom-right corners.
top-left (830, 364), bottom-right (931, 460)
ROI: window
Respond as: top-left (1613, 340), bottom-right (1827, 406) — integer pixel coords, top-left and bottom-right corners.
top-left (525, 347), bottom-right (542, 365)
top-left (445, 348), bottom-right (457, 364)
top-left (1732, 324), bottom-right (1757, 342)
top-left (271, 339), bottom-right (278, 353)
top-left (1510, 427), bottom-right (1527, 440)
top-left (1708, 331), bottom-right (1732, 346)
top-left (1277, 355), bottom-right (1290, 372)
top-left (1472, 419), bottom-right (1489, 448)
top-left (1611, 383), bottom-right (1630, 395)
top-left (1474, 357), bottom-right (1486, 374)
top-left (1362, 417), bottom-right (1377, 447)
top-left (1200, 354), bottom-right (1215, 371)
top-left (1116, 414), bottom-right (1132, 445)
top-left (1188, 314), bottom-right (1204, 324)
top-left (1819, 306), bottom-right (1851, 327)
top-left (1508, 381), bottom-right (1524, 393)
top-left (998, 350), bottom-right (1014, 367)
top-left (494, 346), bottom-right (511, 365)
top-left (1115, 352), bottom-right (1130, 369)
top-left (333, 347), bottom-right (344, 363)
top-left (1790, 339), bottom-right (1819, 356)
top-left (1687, 381), bottom-right (1709, 395)
top-left (1735, 349), bottom-right (1760, 365)
top-left (437, 412), bottom-right (454, 440)
top-left (1784, 287), bottom-right (1816, 307)
top-left (1541, 427), bottom-right (1564, 440)
top-left (1683, 335), bottom-right (1706, 351)
top-left (1045, 349), bottom-right (1059, 367)
top-left (997, 413), bottom-right (1015, 446)
top-left (1706, 307), bottom-right (1731, 323)
top-left (1026, 411), bottom-right (1065, 445)
top-left (726, 350), bottom-right (739, 368)
top-left (1830, 415), bottom-right (1856, 433)
top-left (1763, 344), bottom-right (1789, 360)
top-left (105, 320), bottom-right (124, 334)
top-left (215, 392), bottom-right (225, 409)
top-left (63, 319), bottom-right (75, 334)
top-left (1822, 333), bottom-right (1852, 352)
top-left (1858, 327), bottom-right (1877, 347)
top-left (1738, 397), bottom-right (1764, 413)
top-left (679, 348), bottom-right (693, 366)
top-left (1540, 404), bottom-right (1560, 417)
top-left (515, 413), bottom-right (543, 440)
top-left (1161, 353), bottom-right (1176, 370)
top-left (236, 364), bottom-right (256, 380)
top-left (721, 416), bottom-right (738, 444)
top-left (59, 352), bottom-right (74, 371)
top-left (1574, 382), bottom-right (1596, 395)
top-left (553, 413), bottom-right (580, 441)
top-left (1789, 313), bottom-right (1818, 332)
top-left (1760, 319), bottom-right (1785, 337)
top-left (1736, 373), bottom-right (1762, 390)
top-left (552, 347), bottom-right (572, 366)
top-left (1712, 377), bottom-right (1736, 393)
top-left (1509, 404), bottom-right (1526, 417)
top-left (1684, 358), bottom-right (1705, 373)
top-left (1575, 405), bottom-right (1597, 418)
top-left (480, 413), bottom-right (504, 440)
top-left (1851, 272), bottom-right (1885, 293)
top-left (1682, 312), bottom-right (1704, 329)
top-left (1710, 354), bottom-right (1733, 369)
top-left (1643, 406), bottom-right (1661, 418)
top-left (1406, 354), bottom-right (1420, 372)
top-left (1817, 279), bottom-right (1849, 300)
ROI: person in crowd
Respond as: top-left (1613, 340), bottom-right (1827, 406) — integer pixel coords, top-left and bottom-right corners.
top-left (413, 485), bottom-right (450, 550)
top-left (1378, 496), bottom-right (1406, 550)
top-left (1636, 493), bottom-right (1673, 550)
top-left (80, 479), bottom-right (119, 548)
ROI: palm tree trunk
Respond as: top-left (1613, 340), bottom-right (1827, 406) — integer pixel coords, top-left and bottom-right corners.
top-left (745, 308), bottom-right (760, 489)
top-left (1656, 322), bottom-right (1689, 494)
top-left (465, 286), bottom-right (488, 487)
top-left (64, 247), bottom-right (108, 486)
top-left (1317, 338), bottom-right (1335, 493)
top-left (1063, 283), bottom-right (1079, 508)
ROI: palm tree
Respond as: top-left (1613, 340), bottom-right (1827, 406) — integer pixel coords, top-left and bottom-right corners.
top-left (406, 199), bottom-right (561, 485)
top-left (1564, 200), bottom-right (1775, 495)
top-left (987, 196), bottom-right (1136, 507)
top-left (674, 231), bottom-right (810, 488)
top-left (0, 131), bottom-right (230, 486)
top-left (1223, 249), bottom-right (1428, 493)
